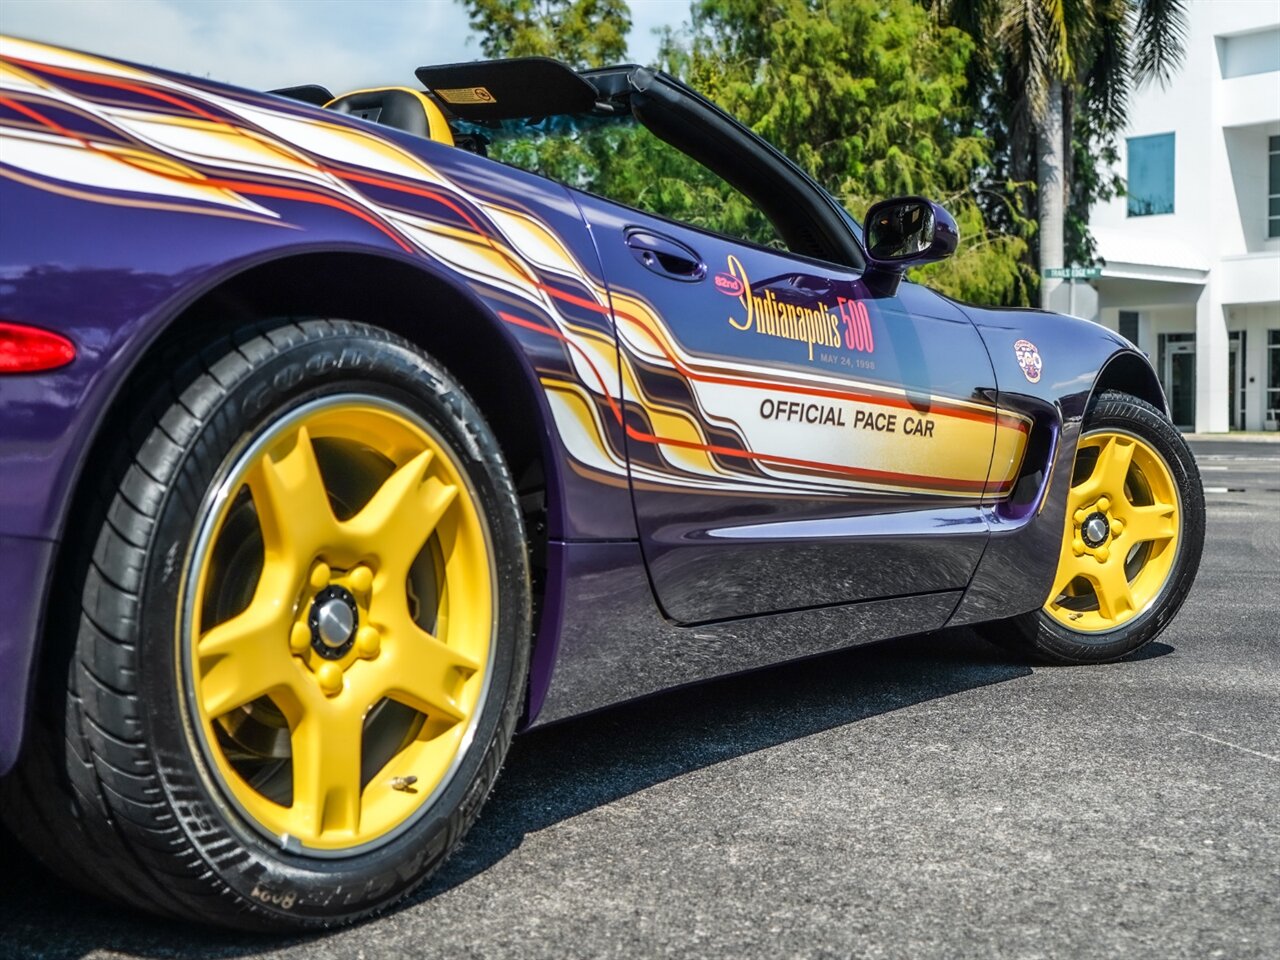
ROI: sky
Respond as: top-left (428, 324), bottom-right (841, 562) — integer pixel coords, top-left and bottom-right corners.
top-left (1, 0), bottom-right (688, 93)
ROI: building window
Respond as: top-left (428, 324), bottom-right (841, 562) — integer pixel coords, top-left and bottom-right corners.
top-left (1119, 311), bottom-right (1139, 345)
top-left (1220, 28), bottom-right (1280, 79)
top-left (1269, 136), bottom-right (1280, 239)
top-left (1127, 133), bottom-right (1175, 217)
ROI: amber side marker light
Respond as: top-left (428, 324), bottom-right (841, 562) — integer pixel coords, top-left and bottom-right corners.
top-left (0, 321), bottom-right (77, 373)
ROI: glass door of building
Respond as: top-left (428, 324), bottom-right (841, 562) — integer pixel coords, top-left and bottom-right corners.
top-left (1229, 336), bottom-right (1240, 430)
top-left (1268, 330), bottom-right (1280, 429)
top-left (1162, 340), bottom-right (1196, 429)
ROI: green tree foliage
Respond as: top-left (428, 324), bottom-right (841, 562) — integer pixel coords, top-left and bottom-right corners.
top-left (460, 0), bottom-right (1033, 306)
top-left (463, 0), bottom-right (631, 67)
top-left (664, 0), bottom-right (1031, 303)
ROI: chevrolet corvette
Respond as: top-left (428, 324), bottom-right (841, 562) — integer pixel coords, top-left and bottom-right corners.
top-left (0, 37), bottom-right (1204, 930)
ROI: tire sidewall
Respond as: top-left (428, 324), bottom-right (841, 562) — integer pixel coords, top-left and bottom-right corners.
top-left (130, 322), bottom-right (529, 925)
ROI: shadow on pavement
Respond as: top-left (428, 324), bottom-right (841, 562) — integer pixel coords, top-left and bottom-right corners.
top-left (419, 627), bottom-right (1044, 899)
top-left (0, 627), bottom-right (1056, 959)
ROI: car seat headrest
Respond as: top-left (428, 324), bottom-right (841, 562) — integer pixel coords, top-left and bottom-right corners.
top-left (325, 87), bottom-right (454, 146)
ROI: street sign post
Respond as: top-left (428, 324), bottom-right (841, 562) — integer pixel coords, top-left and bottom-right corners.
top-left (1042, 264), bottom-right (1102, 316)
top-left (1043, 265), bottom-right (1102, 280)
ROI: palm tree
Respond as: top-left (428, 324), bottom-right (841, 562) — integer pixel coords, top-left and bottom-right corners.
top-left (934, 0), bottom-right (1188, 307)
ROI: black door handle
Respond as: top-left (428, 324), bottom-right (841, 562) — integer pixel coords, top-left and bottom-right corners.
top-left (625, 229), bottom-right (706, 282)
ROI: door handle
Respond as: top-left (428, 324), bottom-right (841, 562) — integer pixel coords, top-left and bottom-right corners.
top-left (625, 229), bottom-right (706, 282)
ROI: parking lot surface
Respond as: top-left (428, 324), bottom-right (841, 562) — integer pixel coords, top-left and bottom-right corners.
top-left (2, 438), bottom-right (1277, 960)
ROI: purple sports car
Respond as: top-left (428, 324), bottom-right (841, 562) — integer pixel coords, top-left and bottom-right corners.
top-left (0, 38), bottom-right (1204, 930)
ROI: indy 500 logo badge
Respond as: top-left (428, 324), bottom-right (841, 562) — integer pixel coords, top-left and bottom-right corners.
top-left (1014, 338), bottom-right (1042, 383)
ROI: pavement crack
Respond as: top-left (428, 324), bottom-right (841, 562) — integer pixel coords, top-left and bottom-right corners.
top-left (1175, 727), bottom-right (1280, 763)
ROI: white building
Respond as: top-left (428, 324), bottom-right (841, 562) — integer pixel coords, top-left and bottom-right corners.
top-left (1060, 0), bottom-right (1280, 432)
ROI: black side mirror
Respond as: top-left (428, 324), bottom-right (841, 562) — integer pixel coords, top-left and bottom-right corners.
top-left (862, 196), bottom-right (958, 295)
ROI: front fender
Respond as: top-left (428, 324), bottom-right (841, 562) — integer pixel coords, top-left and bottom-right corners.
top-left (949, 306), bottom-right (1158, 625)
top-left (1092, 348), bottom-right (1168, 417)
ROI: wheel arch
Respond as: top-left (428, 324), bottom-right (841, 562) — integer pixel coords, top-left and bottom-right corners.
top-left (32, 250), bottom-right (562, 761)
top-left (1089, 349), bottom-right (1168, 418)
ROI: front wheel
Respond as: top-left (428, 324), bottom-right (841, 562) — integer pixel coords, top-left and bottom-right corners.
top-left (981, 390), bottom-right (1204, 664)
top-left (1, 320), bottom-right (531, 930)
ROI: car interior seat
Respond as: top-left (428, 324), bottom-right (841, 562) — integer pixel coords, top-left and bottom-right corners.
top-left (324, 87), bottom-right (455, 146)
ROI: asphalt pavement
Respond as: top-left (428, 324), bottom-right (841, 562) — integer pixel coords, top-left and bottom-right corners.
top-left (2, 438), bottom-right (1277, 960)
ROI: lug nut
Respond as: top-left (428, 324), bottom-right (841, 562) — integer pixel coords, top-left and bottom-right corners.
top-left (1073, 509), bottom-right (1088, 524)
top-left (1097, 496), bottom-right (1111, 512)
top-left (1110, 518), bottom-right (1124, 537)
top-left (289, 622), bottom-right (311, 655)
top-left (1094, 546), bottom-right (1110, 563)
top-left (1073, 538), bottom-right (1086, 557)
top-left (317, 662), bottom-right (343, 696)
top-left (349, 564), bottom-right (373, 594)
top-left (356, 625), bottom-right (381, 659)
top-left (309, 562), bottom-right (331, 591)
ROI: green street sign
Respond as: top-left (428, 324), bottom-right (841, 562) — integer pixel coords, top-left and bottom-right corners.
top-left (1043, 265), bottom-right (1102, 279)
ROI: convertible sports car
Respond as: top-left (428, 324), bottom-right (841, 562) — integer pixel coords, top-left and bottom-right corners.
top-left (0, 37), bottom-right (1203, 930)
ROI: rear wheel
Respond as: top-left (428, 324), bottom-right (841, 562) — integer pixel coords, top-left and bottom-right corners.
top-left (1, 320), bottom-right (530, 930)
top-left (981, 390), bottom-right (1204, 664)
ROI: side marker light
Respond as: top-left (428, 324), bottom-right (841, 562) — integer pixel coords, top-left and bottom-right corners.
top-left (0, 321), bottom-right (77, 373)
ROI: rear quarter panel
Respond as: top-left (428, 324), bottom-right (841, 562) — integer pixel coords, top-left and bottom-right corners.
top-left (0, 37), bottom-right (637, 770)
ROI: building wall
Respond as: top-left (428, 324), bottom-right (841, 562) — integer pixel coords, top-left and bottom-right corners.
top-left (1081, 0), bottom-right (1280, 432)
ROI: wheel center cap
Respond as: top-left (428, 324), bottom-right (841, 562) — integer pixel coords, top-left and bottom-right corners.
top-left (318, 600), bottom-right (354, 646)
top-left (1082, 512), bottom-right (1110, 548)
top-left (309, 585), bottom-right (358, 659)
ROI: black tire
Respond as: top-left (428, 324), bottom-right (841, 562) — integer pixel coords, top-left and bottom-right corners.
top-left (0, 320), bottom-right (530, 931)
top-left (979, 390), bottom-right (1204, 664)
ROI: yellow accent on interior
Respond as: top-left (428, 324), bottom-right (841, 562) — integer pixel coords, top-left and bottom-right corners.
top-left (324, 86), bottom-right (455, 146)
top-left (1044, 430), bottom-right (1180, 633)
top-left (187, 399), bottom-right (492, 852)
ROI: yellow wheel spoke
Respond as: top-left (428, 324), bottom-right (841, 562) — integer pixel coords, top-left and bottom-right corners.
top-left (1047, 553), bottom-right (1074, 603)
top-left (1047, 549), bottom-right (1090, 605)
top-left (1124, 503), bottom-right (1177, 544)
top-left (245, 425), bottom-right (337, 567)
top-left (290, 709), bottom-right (363, 839)
top-left (1076, 433), bottom-right (1135, 503)
top-left (1086, 557), bottom-right (1137, 623)
top-left (344, 449), bottom-right (458, 575)
top-left (198, 604), bottom-right (299, 718)
top-left (377, 608), bottom-right (480, 725)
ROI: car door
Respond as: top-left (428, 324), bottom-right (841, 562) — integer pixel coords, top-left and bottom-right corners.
top-left (572, 191), bottom-right (1027, 623)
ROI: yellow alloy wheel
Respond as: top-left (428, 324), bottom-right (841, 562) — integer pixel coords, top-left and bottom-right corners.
top-left (1044, 429), bottom-right (1181, 634)
top-left (183, 395), bottom-right (494, 854)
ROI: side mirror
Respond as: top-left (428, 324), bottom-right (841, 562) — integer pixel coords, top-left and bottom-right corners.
top-left (862, 196), bottom-right (958, 295)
